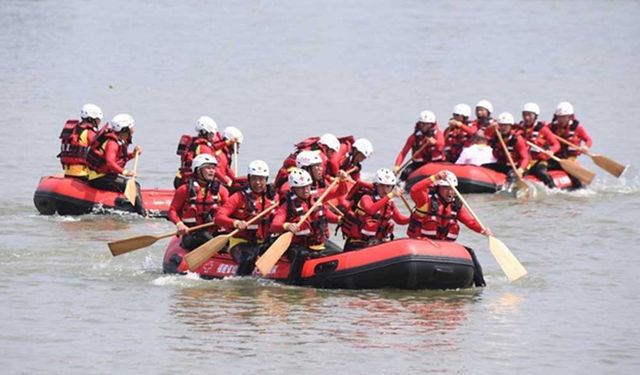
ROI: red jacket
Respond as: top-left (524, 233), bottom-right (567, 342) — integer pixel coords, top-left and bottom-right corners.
top-left (341, 187), bottom-right (410, 241)
top-left (394, 124), bottom-right (445, 167)
top-left (489, 131), bottom-right (531, 169)
top-left (215, 187), bottom-right (277, 242)
top-left (407, 177), bottom-right (483, 240)
top-left (168, 178), bottom-right (229, 230)
top-left (549, 119), bottom-right (592, 158)
top-left (518, 121), bottom-right (560, 161)
top-left (443, 120), bottom-right (477, 162)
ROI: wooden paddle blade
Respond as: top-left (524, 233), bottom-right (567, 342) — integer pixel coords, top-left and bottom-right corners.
top-left (558, 159), bottom-right (596, 185)
top-left (124, 178), bottom-right (137, 205)
top-left (108, 235), bottom-right (160, 256)
top-left (488, 236), bottom-right (527, 282)
top-left (591, 154), bottom-right (627, 177)
top-left (183, 235), bottom-right (231, 271)
top-left (255, 232), bottom-right (294, 276)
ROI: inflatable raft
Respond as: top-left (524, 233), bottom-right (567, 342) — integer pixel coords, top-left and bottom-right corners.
top-left (33, 175), bottom-right (173, 217)
top-left (405, 162), bottom-right (575, 193)
top-left (162, 237), bottom-right (477, 290)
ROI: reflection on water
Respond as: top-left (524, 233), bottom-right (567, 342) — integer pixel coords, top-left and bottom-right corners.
top-left (168, 280), bottom-right (483, 354)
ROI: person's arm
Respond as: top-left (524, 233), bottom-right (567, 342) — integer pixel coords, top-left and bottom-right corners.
top-left (515, 136), bottom-right (530, 170)
top-left (269, 204), bottom-right (289, 234)
top-left (167, 186), bottom-right (188, 225)
top-left (394, 134), bottom-right (415, 168)
top-left (214, 192), bottom-right (243, 230)
top-left (358, 194), bottom-right (390, 216)
top-left (577, 124), bottom-right (593, 149)
top-left (391, 203), bottom-right (411, 225)
top-left (103, 141), bottom-right (125, 174)
top-left (541, 126), bottom-right (561, 155)
top-left (458, 206), bottom-right (485, 235)
top-left (409, 175), bottom-right (436, 207)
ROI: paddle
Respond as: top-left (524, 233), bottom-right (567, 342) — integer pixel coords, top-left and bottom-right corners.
top-left (448, 181), bottom-right (527, 282)
top-left (553, 134), bottom-right (627, 177)
top-left (495, 130), bottom-right (531, 193)
top-left (526, 141), bottom-right (596, 185)
top-left (123, 151), bottom-right (139, 205)
top-left (395, 141), bottom-right (431, 176)
top-left (399, 194), bottom-right (413, 212)
top-left (108, 221), bottom-right (217, 256)
top-left (182, 202), bottom-right (279, 271)
top-left (255, 177), bottom-right (342, 276)
top-left (233, 142), bottom-right (239, 176)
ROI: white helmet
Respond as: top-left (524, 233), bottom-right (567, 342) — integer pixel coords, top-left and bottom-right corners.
top-left (497, 112), bottom-right (515, 125)
top-left (476, 100), bottom-right (494, 114)
top-left (555, 101), bottom-right (574, 116)
top-left (352, 138), bottom-right (373, 158)
top-left (80, 103), bottom-right (103, 121)
top-left (195, 116), bottom-right (218, 134)
top-left (247, 160), bottom-right (269, 177)
top-left (374, 168), bottom-right (396, 186)
top-left (109, 113), bottom-right (135, 132)
top-left (318, 133), bottom-right (340, 152)
top-left (296, 150), bottom-right (322, 168)
top-left (435, 170), bottom-right (458, 187)
top-left (288, 168), bottom-right (313, 187)
top-left (453, 103), bottom-right (471, 118)
top-left (522, 102), bottom-right (540, 116)
top-left (223, 126), bottom-right (244, 143)
top-left (418, 110), bottom-right (437, 123)
top-left (192, 153), bottom-right (218, 171)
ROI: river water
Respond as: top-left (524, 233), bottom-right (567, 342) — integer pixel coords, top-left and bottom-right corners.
top-left (1, 0), bottom-right (639, 373)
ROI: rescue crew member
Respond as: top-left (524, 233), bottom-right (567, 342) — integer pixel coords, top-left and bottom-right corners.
top-left (471, 100), bottom-right (498, 137)
top-left (174, 116), bottom-right (222, 188)
top-left (548, 101), bottom-right (593, 188)
top-left (86, 113), bottom-right (144, 214)
top-left (270, 168), bottom-right (349, 284)
top-left (215, 160), bottom-right (278, 276)
top-left (393, 110), bottom-right (445, 181)
top-left (407, 170), bottom-right (490, 286)
top-left (340, 168), bottom-right (410, 251)
top-left (214, 126), bottom-right (244, 188)
top-left (58, 103), bottom-right (103, 179)
top-left (274, 133), bottom-right (341, 188)
top-left (518, 102), bottom-right (560, 188)
top-left (278, 150), bottom-right (350, 202)
top-left (482, 112), bottom-right (531, 184)
top-left (454, 130), bottom-right (496, 166)
top-left (336, 138), bottom-right (373, 181)
top-left (168, 154), bottom-right (230, 250)
top-left (444, 103), bottom-right (477, 162)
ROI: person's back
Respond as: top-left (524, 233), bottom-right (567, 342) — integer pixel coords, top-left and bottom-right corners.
top-left (58, 104), bottom-right (103, 179)
top-left (455, 131), bottom-right (496, 166)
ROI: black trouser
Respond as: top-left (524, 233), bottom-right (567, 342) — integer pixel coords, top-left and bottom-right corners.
top-left (180, 230), bottom-right (214, 251)
top-left (230, 242), bottom-right (265, 276)
top-left (464, 247), bottom-right (486, 287)
top-left (526, 160), bottom-right (555, 188)
top-left (89, 174), bottom-right (145, 214)
top-left (547, 159), bottom-right (583, 189)
top-left (399, 161), bottom-right (426, 181)
top-left (343, 237), bottom-right (386, 252)
top-left (481, 163), bottom-right (517, 184)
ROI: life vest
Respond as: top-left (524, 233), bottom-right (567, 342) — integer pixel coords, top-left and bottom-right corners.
top-left (407, 191), bottom-right (462, 241)
top-left (234, 185), bottom-right (277, 242)
top-left (176, 135), bottom-right (213, 175)
top-left (443, 119), bottom-right (472, 162)
top-left (490, 132), bottom-right (518, 164)
top-left (285, 192), bottom-right (328, 246)
top-left (180, 178), bottom-right (222, 226)
top-left (471, 117), bottom-right (496, 132)
top-left (550, 119), bottom-right (581, 158)
top-left (520, 121), bottom-right (548, 157)
top-left (338, 150), bottom-right (361, 176)
top-left (58, 119), bottom-right (97, 166)
top-left (411, 124), bottom-right (443, 163)
top-left (341, 183), bottom-right (395, 241)
top-left (86, 130), bottom-right (129, 175)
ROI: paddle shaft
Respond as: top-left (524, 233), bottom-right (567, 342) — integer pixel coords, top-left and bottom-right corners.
top-left (552, 134), bottom-right (592, 156)
top-left (526, 141), bottom-right (562, 163)
top-left (400, 194), bottom-right (412, 212)
top-left (124, 151), bottom-right (140, 205)
top-left (396, 141), bottom-right (432, 175)
top-left (151, 221), bottom-right (219, 241)
top-left (495, 130), bottom-right (525, 181)
top-left (226, 202), bottom-right (279, 238)
top-left (448, 183), bottom-right (487, 232)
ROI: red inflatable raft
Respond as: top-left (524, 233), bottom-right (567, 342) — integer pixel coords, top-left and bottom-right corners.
top-left (162, 237), bottom-right (477, 290)
top-left (33, 175), bottom-right (173, 217)
top-left (405, 162), bottom-right (575, 193)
